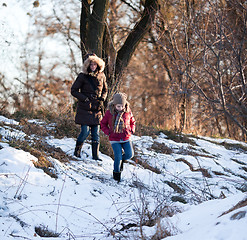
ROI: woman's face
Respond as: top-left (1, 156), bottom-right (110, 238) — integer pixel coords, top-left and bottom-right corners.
top-left (115, 104), bottom-right (124, 112)
top-left (90, 62), bottom-right (97, 72)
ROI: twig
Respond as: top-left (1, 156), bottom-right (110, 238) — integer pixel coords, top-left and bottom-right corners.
top-left (55, 174), bottom-right (67, 233)
top-left (14, 166), bottom-right (31, 199)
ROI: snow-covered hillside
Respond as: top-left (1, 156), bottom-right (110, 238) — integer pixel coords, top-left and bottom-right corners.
top-left (0, 115), bottom-right (246, 240)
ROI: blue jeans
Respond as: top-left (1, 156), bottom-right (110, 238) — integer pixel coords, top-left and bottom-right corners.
top-left (77, 125), bottom-right (100, 143)
top-left (111, 141), bottom-right (134, 172)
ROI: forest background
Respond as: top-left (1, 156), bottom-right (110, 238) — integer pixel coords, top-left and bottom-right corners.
top-left (0, 0), bottom-right (246, 141)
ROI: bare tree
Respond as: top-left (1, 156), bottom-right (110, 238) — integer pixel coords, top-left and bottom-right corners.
top-left (190, 0), bottom-right (247, 139)
top-left (80, 0), bottom-right (160, 98)
top-left (123, 0), bottom-right (246, 139)
top-left (154, 0), bottom-right (247, 139)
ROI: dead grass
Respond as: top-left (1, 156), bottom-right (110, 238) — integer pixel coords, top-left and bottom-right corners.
top-left (9, 214), bottom-right (28, 228)
top-left (175, 158), bottom-right (212, 178)
top-left (53, 112), bottom-right (80, 138)
top-left (8, 135), bottom-right (74, 179)
top-left (135, 123), bottom-right (160, 138)
top-left (135, 123), bottom-right (197, 146)
top-left (12, 108), bottom-right (80, 139)
top-left (148, 142), bottom-right (173, 154)
top-left (171, 196), bottom-right (187, 204)
top-left (177, 146), bottom-right (212, 158)
top-left (134, 156), bottom-right (162, 174)
top-left (231, 158), bottom-right (247, 165)
top-left (8, 138), bottom-right (58, 178)
top-left (221, 141), bottom-right (247, 152)
top-left (35, 225), bottom-right (59, 237)
top-left (219, 197), bottom-right (247, 217)
top-left (99, 132), bottom-right (114, 158)
top-left (212, 171), bottom-right (228, 176)
top-left (19, 118), bottom-right (51, 136)
top-left (223, 167), bottom-right (247, 181)
top-left (164, 181), bottom-right (186, 194)
top-left (5, 108), bottom-right (115, 177)
top-left (160, 130), bottom-right (197, 146)
top-left (205, 138), bottom-right (247, 153)
top-left (241, 167), bottom-right (247, 172)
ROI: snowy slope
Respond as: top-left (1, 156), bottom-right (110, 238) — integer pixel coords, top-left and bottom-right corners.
top-left (0, 115), bottom-right (246, 240)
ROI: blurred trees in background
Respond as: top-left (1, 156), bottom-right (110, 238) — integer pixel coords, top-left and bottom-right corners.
top-left (0, 0), bottom-right (246, 140)
top-left (121, 0), bottom-right (247, 140)
top-left (0, 0), bottom-right (81, 112)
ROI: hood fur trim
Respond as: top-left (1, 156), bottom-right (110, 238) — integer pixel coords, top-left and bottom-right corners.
top-left (82, 55), bottom-right (105, 74)
top-left (108, 100), bottom-right (130, 115)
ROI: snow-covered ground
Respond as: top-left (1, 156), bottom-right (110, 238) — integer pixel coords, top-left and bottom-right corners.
top-left (0, 115), bottom-right (246, 240)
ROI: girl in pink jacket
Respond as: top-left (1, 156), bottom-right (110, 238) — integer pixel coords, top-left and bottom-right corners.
top-left (100, 93), bottom-right (136, 182)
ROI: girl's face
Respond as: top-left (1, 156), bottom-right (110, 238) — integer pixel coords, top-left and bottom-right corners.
top-left (115, 104), bottom-right (124, 112)
top-left (90, 62), bottom-right (97, 72)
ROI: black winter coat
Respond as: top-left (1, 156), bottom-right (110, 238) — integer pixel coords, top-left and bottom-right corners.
top-left (71, 55), bottom-right (107, 125)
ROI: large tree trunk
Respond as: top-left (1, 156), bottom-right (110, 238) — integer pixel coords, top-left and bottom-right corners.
top-left (80, 0), bottom-right (110, 59)
top-left (88, 0), bottom-right (110, 57)
top-left (80, 0), bottom-right (159, 95)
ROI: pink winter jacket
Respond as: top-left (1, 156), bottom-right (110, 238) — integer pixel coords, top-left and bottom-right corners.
top-left (100, 108), bottom-right (136, 141)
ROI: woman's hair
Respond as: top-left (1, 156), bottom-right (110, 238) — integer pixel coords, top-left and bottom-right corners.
top-left (82, 54), bottom-right (105, 74)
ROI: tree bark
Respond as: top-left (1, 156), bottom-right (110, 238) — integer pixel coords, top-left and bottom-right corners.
top-left (88, 0), bottom-right (110, 57)
top-left (80, 0), bottom-right (110, 60)
top-left (115, 0), bottom-right (159, 82)
top-left (80, 0), bottom-right (90, 61)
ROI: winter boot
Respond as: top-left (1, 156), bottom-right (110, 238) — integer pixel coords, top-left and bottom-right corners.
top-left (74, 140), bottom-right (83, 158)
top-left (113, 171), bottom-right (121, 182)
top-left (92, 141), bottom-right (102, 161)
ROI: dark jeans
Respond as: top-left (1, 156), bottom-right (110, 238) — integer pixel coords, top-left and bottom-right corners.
top-left (111, 140), bottom-right (134, 172)
top-left (77, 125), bottom-right (100, 143)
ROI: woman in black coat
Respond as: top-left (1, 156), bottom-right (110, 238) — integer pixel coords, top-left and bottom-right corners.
top-left (71, 54), bottom-right (107, 160)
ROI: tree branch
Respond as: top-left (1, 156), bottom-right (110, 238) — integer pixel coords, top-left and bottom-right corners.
top-left (115, 0), bottom-right (159, 81)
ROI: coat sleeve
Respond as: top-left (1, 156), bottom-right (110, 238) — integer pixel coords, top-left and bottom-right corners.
top-left (100, 110), bottom-right (111, 136)
top-left (71, 73), bottom-right (88, 102)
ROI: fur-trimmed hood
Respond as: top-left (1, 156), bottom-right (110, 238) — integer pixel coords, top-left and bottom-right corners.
top-left (108, 100), bottom-right (130, 115)
top-left (82, 55), bottom-right (105, 74)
